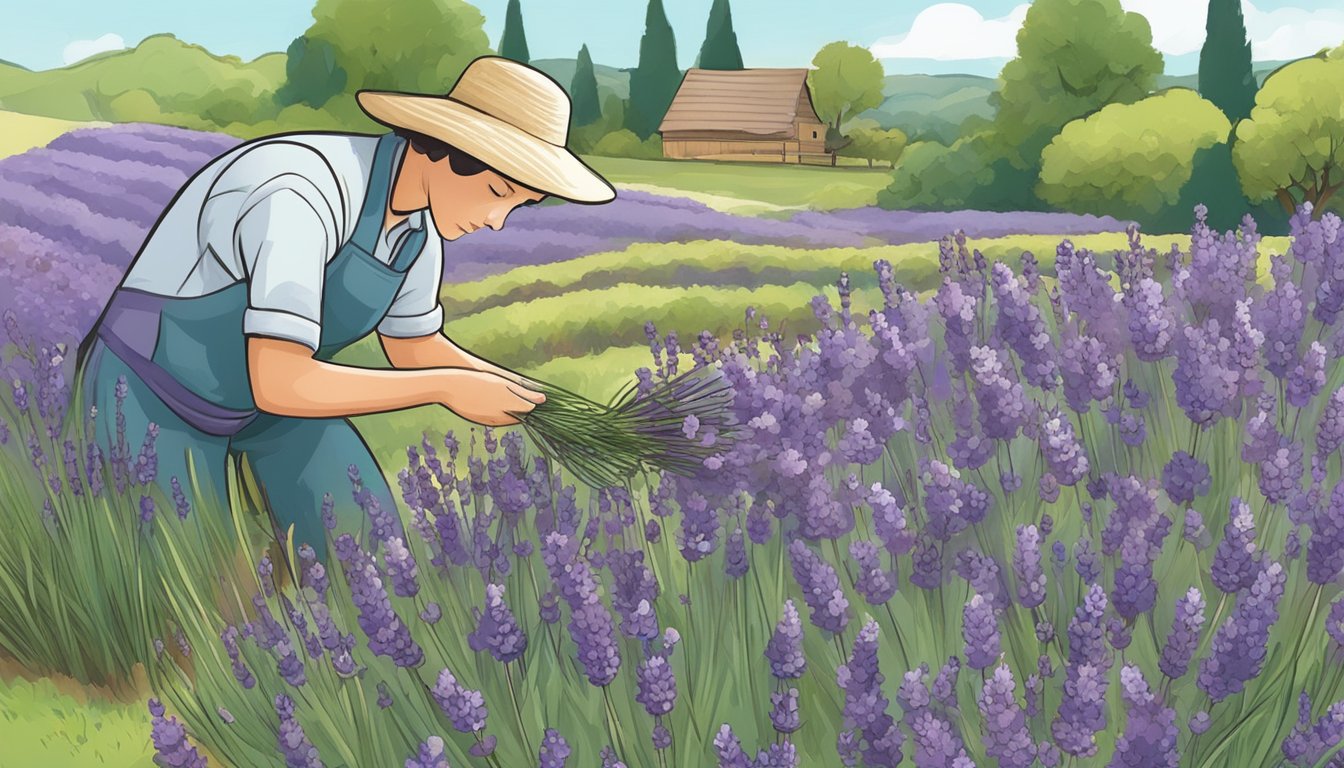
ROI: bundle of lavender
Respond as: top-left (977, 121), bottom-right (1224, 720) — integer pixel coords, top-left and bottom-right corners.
top-left (512, 363), bottom-right (738, 489)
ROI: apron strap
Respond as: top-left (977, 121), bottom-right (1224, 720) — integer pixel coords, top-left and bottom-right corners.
top-left (348, 132), bottom-right (402, 255)
top-left (389, 226), bottom-right (429, 273)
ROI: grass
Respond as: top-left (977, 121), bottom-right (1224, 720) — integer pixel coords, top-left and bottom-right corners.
top-left (0, 671), bottom-right (155, 767)
top-left (583, 154), bottom-right (893, 211)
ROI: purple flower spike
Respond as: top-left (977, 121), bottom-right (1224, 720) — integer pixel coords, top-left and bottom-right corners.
top-left (538, 727), bottom-right (572, 768)
top-left (1014, 524), bottom-right (1047, 609)
top-left (835, 619), bottom-right (903, 767)
top-left (770, 688), bottom-right (802, 734)
top-left (404, 735), bottom-right (448, 768)
top-left (147, 697), bottom-right (209, 768)
top-left (431, 667), bottom-right (488, 733)
top-left (979, 664), bottom-right (1036, 768)
top-left (1158, 587), bottom-right (1206, 681)
top-left (1211, 498), bottom-right (1261, 594)
top-left (963, 593), bottom-right (1001, 670)
top-left (765, 600), bottom-right (807, 679)
top-left (468, 583), bottom-right (528, 664)
top-left (333, 534), bottom-right (423, 668)
top-left (910, 709), bottom-right (966, 768)
top-left (470, 734), bottom-right (497, 757)
top-left (787, 540), bottom-right (850, 635)
top-left (1051, 663), bottom-right (1109, 758)
top-left (1112, 665), bottom-right (1179, 767)
top-left (1162, 452), bottom-right (1211, 506)
top-left (1198, 560), bottom-right (1288, 703)
top-left (713, 724), bottom-right (752, 768)
top-left (635, 653), bottom-right (678, 717)
top-left (274, 694), bottom-right (323, 767)
top-left (850, 539), bottom-right (898, 605)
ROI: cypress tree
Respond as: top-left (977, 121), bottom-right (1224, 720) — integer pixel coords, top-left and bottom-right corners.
top-left (570, 44), bottom-right (603, 127)
top-left (499, 0), bottom-right (530, 64)
top-left (1198, 0), bottom-right (1256, 123)
top-left (626, 0), bottom-right (682, 140)
top-left (698, 0), bottom-right (744, 71)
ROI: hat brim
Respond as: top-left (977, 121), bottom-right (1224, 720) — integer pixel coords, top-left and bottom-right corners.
top-left (356, 90), bottom-right (616, 205)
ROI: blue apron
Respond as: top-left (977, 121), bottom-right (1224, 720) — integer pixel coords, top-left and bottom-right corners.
top-left (89, 131), bottom-right (428, 437)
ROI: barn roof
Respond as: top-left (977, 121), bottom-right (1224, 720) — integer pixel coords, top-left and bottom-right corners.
top-left (658, 68), bottom-right (819, 135)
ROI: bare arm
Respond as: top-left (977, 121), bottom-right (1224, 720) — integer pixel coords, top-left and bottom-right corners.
top-left (379, 331), bottom-right (538, 389)
top-left (247, 336), bottom-right (543, 424)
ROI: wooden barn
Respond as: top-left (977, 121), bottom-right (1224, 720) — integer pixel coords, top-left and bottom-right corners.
top-left (657, 68), bottom-right (830, 164)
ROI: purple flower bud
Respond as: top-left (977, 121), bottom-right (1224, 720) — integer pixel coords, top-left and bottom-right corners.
top-left (770, 688), bottom-right (802, 734)
top-left (635, 654), bottom-right (678, 717)
top-left (538, 728), bottom-right (572, 768)
top-left (1189, 711), bottom-right (1211, 734)
top-left (468, 583), bottom-right (527, 664)
top-left (274, 694), bottom-right (322, 767)
top-left (978, 664), bottom-right (1036, 768)
top-left (431, 667), bottom-right (488, 732)
top-left (1158, 587), bottom-right (1206, 681)
top-left (788, 540), bottom-right (850, 635)
top-left (1014, 524), bottom-right (1047, 609)
top-left (765, 600), bottom-right (807, 679)
top-left (405, 735), bottom-right (448, 768)
top-left (1211, 498), bottom-right (1261, 594)
top-left (963, 593), bottom-right (1001, 670)
top-left (147, 698), bottom-right (208, 768)
top-left (1198, 560), bottom-right (1287, 702)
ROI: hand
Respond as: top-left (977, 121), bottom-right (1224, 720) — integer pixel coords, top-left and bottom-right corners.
top-left (437, 368), bottom-right (546, 426)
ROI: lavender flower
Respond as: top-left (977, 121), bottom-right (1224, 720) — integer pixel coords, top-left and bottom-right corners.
top-left (978, 664), bottom-right (1036, 768)
top-left (770, 688), bottom-right (802, 734)
top-left (274, 694), bottom-right (322, 767)
top-left (1158, 588), bottom-right (1206, 681)
top-left (1110, 665), bottom-right (1179, 767)
top-left (431, 667), bottom-right (488, 733)
top-left (1038, 408), bottom-right (1090, 486)
top-left (963, 593), bottom-right (1001, 670)
top-left (850, 539), bottom-right (898, 604)
top-left (468, 583), bottom-right (528, 664)
top-left (766, 600), bottom-right (807, 679)
top-left (836, 619), bottom-right (903, 766)
top-left (1161, 452), bottom-right (1211, 506)
top-left (404, 736), bottom-right (448, 768)
top-left (1014, 524), bottom-right (1047, 609)
top-left (1198, 560), bottom-right (1288, 702)
top-left (1051, 663), bottom-right (1109, 758)
top-left (909, 709), bottom-right (966, 768)
top-left (633, 651), bottom-right (678, 719)
top-left (1211, 498), bottom-right (1261, 594)
top-left (714, 724), bottom-right (752, 768)
top-left (333, 534), bottom-right (423, 668)
top-left (1183, 508), bottom-right (1212, 550)
top-left (147, 698), bottom-right (208, 768)
top-left (788, 540), bottom-right (850, 634)
top-left (538, 728), bottom-right (572, 768)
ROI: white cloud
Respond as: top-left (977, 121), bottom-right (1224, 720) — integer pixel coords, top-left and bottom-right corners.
top-left (870, 3), bottom-right (1030, 61)
top-left (871, 1), bottom-right (1343, 63)
top-left (62, 33), bottom-right (126, 65)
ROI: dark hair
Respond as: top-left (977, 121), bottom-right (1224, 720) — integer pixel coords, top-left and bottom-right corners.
top-left (393, 126), bottom-right (547, 204)
top-left (393, 126), bottom-right (492, 176)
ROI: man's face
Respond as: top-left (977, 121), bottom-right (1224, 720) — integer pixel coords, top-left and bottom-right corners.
top-left (422, 156), bottom-right (547, 241)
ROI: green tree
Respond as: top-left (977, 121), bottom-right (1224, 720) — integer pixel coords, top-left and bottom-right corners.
top-left (698, 0), bottom-right (744, 71)
top-left (626, 0), bottom-right (682, 141)
top-left (1037, 89), bottom-right (1230, 223)
top-left (274, 36), bottom-right (347, 109)
top-left (806, 42), bottom-right (886, 166)
top-left (570, 44), bottom-right (602, 128)
top-left (842, 125), bottom-right (908, 168)
top-left (1198, 0), bottom-right (1257, 123)
top-left (1233, 46), bottom-right (1344, 218)
top-left (499, 0), bottom-right (530, 64)
top-left (299, 0), bottom-right (490, 103)
top-left (991, 0), bottom-right (1163, 164)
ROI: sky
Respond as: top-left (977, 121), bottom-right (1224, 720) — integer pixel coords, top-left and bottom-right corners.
top-left (1, 0), bottom-right (1342, 77)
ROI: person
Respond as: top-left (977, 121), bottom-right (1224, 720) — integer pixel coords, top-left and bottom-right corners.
top-left (72, 55), bottom-right (617, 563)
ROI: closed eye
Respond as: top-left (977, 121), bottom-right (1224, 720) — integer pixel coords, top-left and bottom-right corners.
top-left (489, 185), bottom-right (505, 198)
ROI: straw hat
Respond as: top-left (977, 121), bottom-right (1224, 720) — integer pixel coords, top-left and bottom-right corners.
top-left (356, 55), bottom-right (617, 204)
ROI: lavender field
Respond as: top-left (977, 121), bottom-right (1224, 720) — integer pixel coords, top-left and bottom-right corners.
top-left (0, 123), bottom-right (1135, 350)
top-left (6, 121), bottom-right (1344, 768)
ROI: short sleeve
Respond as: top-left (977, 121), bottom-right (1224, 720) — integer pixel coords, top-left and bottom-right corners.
top-left (237, 188), bottom-right (335, 352)
top-left (201, 142), bottom-right (343, 353)
top-left (377, 225), bottom-right (445, 339)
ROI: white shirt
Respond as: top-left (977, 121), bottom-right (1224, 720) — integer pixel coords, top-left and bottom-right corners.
top-left (121, 132), bottom-right (444, 352)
